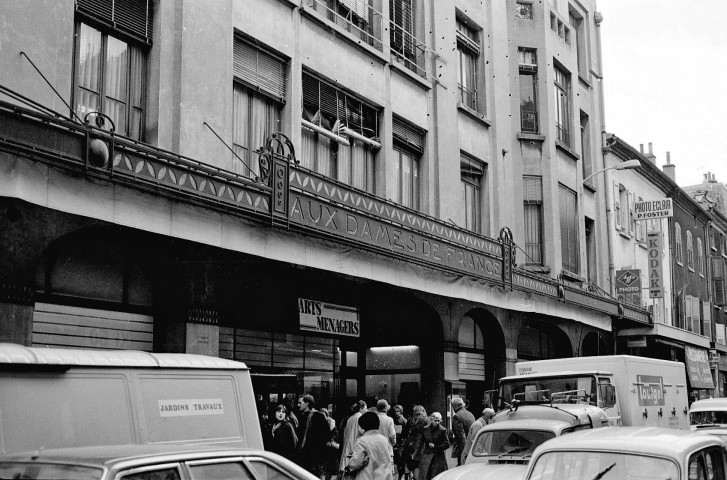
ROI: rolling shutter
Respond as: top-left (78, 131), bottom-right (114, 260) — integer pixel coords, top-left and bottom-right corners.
top-left (392, 117), bottom-right (425, 153)
top-left (76, 0), bottom-right (154, 44)
top-left (234, 37), bottom-right (286, 103)
top-left (33, 302), bottom-right (153, 351)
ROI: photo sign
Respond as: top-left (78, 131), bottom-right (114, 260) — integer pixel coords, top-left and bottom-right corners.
top-left (647, 231), bottom-right (663, 298)
top-left (616, 269), bottom-right (641, 306)
top-left (299, 298), bottom-right (360, 337)
top-left (634, 198), bottom-right (673, 221)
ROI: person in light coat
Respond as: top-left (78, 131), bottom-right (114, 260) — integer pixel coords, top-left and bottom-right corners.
top-left (347, 411), bottom-right (394, 480)
top-left (339, 400), bottom-right (367, 473)
top-left (462, 407), bottom-right (495, 463)
top-left (416, 412), bottom-right (449, 480)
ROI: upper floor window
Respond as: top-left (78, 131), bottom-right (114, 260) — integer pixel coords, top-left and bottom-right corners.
top-left (456, 18), bottom-right (482, 113)
top-left (698, 239), bottom-right (704, 277)
top-left (74, 23), bottom-right (146, 140)
top-left (390, 0), bottom-right (424, 76)
top-left (518, 48), bottom-right (538, 133)
top-left (635, 196), bottom-right (645, 242)
top-left (675, 222), bottom-right (683, 264)
top-left (301, 72), bottom-right (380, 192)
top-left (232, 36), bottom-right (286, 179)
top-left (392, 117), bottom-right (425, 210)
top-left (687, 230), bottom-right (694, 270)
top-left (559, 184), bottom-right (579, 274)
top-left (553, 64), bottom-right (571, 147)
top-left (580, 111), bottom-right (592, 184)
top-left (516, 2), bottom-right (533, 19)
top-left (615, 184), bottom-right (630, 233)
top-left (461, 153), bottom-right (485, 233)
top-left (309, 0), bottom-right (383, 49)
top-left (523, 176), bottom-right (544, 265)
top-left (73, 0), bottom-right (152, 141)
top-left (568, 6), bottom-right (588, 78)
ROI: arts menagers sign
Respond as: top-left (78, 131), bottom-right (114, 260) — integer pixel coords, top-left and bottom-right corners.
top-left (299, 298), bottom-right (360, 337)
top-left (634, 199), bottom-right (673, 221)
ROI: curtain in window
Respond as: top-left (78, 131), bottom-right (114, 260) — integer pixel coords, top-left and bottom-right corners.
top-left (232, 85), bottom-right (251, 176)
top-left (339, 140), bottom-right (373, 192)
top-left (75, 24), bottom-right (102, 119)
top-left (316, 134), bottom-right (336, 178)
top-left (523, 176), bottom-right (543, 264)
top-left (104, 36), bottom-right (129, 134)
top-left (461, 176), bottom-right (480, 233)
top-left (399, 149), bottom-right (418, 209)
top-left (232, 84), bottom-right (280, 178)
top-left (300, 127), bottom-right (316, 171)
top-left (559, 185), bottom-right (578, 273)
top-left (129, 46), bottom-right (145, 140)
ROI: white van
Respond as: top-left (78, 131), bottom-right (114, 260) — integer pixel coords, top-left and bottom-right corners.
top-left (0, 343), bottom-right (263, 454)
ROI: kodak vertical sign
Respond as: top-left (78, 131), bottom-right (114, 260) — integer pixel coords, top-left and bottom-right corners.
top-left (647, 231), bottom-right (663, 298)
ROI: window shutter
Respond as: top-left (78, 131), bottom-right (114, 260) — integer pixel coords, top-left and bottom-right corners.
top-left (76, 0), bottom-right (154, 44)
top-left (393, 117), bottom-right (424, 153)
top-left (702, 301), bottom-right (711, 340)
top-left (613, 183), bottom-right (621, 230)
top-left (523, 176), bottom-right (543, 203)
top-left (714, 257), bottom-right (726, 306)
top-left (233, 37), bottom-right (286, 103)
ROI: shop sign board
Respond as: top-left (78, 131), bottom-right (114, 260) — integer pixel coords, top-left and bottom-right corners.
top-left (627, 337), bottom-right (647, 348)
top-left (647, 231), bottom-right (663, 298)
top-left (616, 269), bottom-right (642, 306)
top-left (298, 298), bottom-right (360, 337)
top-left (634, 198), bottom-right (673, 221)
top-left (685, 345), bottom-right (715, 389)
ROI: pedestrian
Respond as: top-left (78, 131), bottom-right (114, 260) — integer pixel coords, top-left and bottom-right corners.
top-left (346, 411), bottom-right (394, 480)
top-left (376, 399), bottom-right (397, 452)
top-left (339, 400), bottom-right (367, 473)
top-left (401, 405), bottom-right (429, 479)
top-left (297, 394), bottom-right (332, 478)
top-left (391, 404), bottom-right (408, 480)
top-left (270, 404), bottom-right (298, 461)
top-left (450, 397), bottom-right (475, 466)
top-left (320, 407), bottom-right (340, 480)
top-left (462, 407), bottom-right (495, 463)
top-left (416, 412), bottom-right (449, 480)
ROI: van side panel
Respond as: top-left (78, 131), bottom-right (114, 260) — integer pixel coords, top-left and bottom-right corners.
top-left (137, 374), bottom-right (243, 443)
top-left (0, 372), bottom-right (137, 454)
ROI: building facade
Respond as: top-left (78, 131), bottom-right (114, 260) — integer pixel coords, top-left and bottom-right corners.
top-left (0, 0), bottom-right (649, 418)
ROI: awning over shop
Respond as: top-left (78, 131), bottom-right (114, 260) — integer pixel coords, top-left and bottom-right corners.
top-left (685, 345), bottom-right (715, 389)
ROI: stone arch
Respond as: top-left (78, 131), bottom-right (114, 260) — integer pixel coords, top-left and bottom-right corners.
top-left (516, 321), bottom-right (573, 360)
top-left (581, 331), bottom-right (611, 356)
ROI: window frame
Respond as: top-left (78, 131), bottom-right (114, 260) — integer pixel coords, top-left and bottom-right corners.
top-left (698, 239), bottom-right (704, 277)
top-left (461, 153), bottom-right (485, 234)
top-left (516, 1), bottom-right (533, 20)
top-left (73, 21), bottom-right (147, 140)
top-left (687, 230), bottom-right (694, 271)
top-left (559, 183), bottom-right (579, 274)
top-left (519, 48), bottom-right (539, 134)
top-left (393, 145), bottom-right (421, 211)
top-left (523, 175), bottom-right (544, 266)
top-left (553, 63), bottom-right (572, 147)
top-left (456, 18), bottom-right (482, 113)
top-left (675, 222), bottom-right (684, 265)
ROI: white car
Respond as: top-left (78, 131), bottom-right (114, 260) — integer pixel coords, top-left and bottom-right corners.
top-left (522, 426), bottom-right (727, 480)
top-left (689, 398), bottom-right (727, 430)
top-left (433, 403), bottom-right (608, 480)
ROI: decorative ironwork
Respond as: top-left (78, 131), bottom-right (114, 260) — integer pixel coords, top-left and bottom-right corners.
top-left (500, 227), bottom-right (515, 289)
top-left (257, 132), bottom-right (297, 187)
top-left (257, 133), bottom-right (296, 225)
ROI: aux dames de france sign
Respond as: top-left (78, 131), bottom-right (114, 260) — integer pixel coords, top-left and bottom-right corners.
top-left (289, 193), bottom-right (505, 284)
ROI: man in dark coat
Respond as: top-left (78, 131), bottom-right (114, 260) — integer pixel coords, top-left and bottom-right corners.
top-left (450, 397), bottom-right (475, 465)
top-left (416, 412), bottom-right (449, 480)
top-left (297, 394), bottom-right (332, 477)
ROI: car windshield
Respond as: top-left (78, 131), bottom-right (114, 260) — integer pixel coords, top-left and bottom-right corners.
top-left (691, 411), bottom-right (727, 426)
top-left (472, 429), bottom-right (556, 457)
top-left (0, 462), bottom-right (103, 480)
top-left (527, 451), bottom-right (679, 480)
top-left (500, 376), bottom-right (597, 406)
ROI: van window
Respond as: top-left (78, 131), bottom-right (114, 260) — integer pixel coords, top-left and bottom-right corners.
top-left (188, 462), bottom-right (251, 480)
top-left (121, 467), bottom-right (181, 480)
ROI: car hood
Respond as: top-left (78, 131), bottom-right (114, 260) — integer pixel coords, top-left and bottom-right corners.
top-left (432, 462), bottom-right (527, 480)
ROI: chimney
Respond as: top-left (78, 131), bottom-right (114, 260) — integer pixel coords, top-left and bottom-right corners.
top-left (644, 142), bottom-right (657, 164)
top-left (639, 144), bottom-right (644, 154)
top-left (663, 151), bottom-right (676, 181)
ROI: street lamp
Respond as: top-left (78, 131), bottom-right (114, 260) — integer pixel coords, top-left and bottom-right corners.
top-left (583, 159), bottom-right (641, 184)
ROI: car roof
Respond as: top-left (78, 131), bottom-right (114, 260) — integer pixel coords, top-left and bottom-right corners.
top-left (0, 343), bottom-right (247, 369)
top-left (0, 443), bottom-right (262, 467)
top-left (689, 398), bottom-right (727, 412)
top-left (478, 418), bottom-right (574, 434)
top-left (530, 427), bottom-right (722, 459)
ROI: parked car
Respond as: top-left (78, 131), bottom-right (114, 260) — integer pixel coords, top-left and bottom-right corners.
top-left (0, 444), bottom-right (318, 480)
top-left (689, 398), bottom-right (727, 430)
top-left (522, 426), bottom-right (727, 480)
top-left (432, 403), bottom-right (608, 480)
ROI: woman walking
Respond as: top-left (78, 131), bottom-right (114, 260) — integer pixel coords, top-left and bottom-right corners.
top-left (416, 412), bottom-right (449, 480)
top-left (270, 404), bottom-right (298, 462)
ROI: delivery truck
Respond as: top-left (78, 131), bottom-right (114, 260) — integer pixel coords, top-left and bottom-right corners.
top-left (0, 343), bottom-right (264, 454)
top-left (497, 355), bottom-right (689, 429)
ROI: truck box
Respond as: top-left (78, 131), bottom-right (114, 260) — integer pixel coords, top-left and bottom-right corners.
top-left (0, 343), bottom-right (263, 454)
top-left (499, 355), bottom-right (689, 429)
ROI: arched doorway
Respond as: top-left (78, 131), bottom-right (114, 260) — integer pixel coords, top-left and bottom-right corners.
top-left (581, 331), bottom-right (610, 356)
top-left (516, 322), bottom-right (572, 361)
top-left (457, 308), bottom-right (506, 415)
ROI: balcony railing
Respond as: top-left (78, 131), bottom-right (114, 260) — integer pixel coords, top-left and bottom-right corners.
top-left (308, 0), bottom-right (383, 50)
top-left (389, 21), bottom-right (426, 78)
